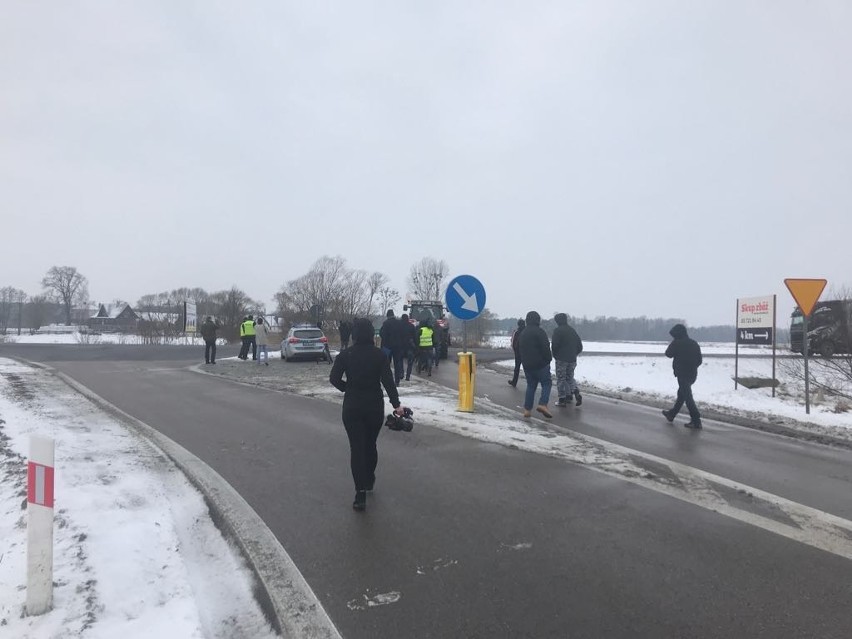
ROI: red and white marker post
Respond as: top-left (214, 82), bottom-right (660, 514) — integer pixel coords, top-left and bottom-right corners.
top-left (26, 435), bottom-right (55, 616)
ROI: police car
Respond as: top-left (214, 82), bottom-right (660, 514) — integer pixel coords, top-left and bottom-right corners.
top-left (280, 324), bottom-right (331, 362)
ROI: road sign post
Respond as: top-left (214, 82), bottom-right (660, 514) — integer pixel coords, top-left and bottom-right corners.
top-left (784, 278), bottom-right (828, 415)
top-left (27, 435), bottom-right (55, 616)
top-left (445, 275), bottom-right (486, 412)
top-left (735, 295), bottom-right (777, 396)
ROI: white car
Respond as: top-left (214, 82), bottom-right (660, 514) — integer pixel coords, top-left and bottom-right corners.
top-left (281, 325), bottom-right (331, 362)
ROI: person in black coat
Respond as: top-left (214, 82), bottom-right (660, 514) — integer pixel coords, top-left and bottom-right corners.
top-left (399, 313), bottom-right (418, 381)
top-left (518, 311), bottom-right (553, 418)
top-left (338, 320), bottom-right (352, 351)
top-left (662, 323), bottom-right (704, 429)
top-left (199, 316), bottom-right (219, 364)
top-left (330, 318), bottom-right (406, 511)
top-left (552, 313), bottom-right (583, 406)
top-left (507, 318), bottom-right (525, 387)
top-left (379, 309), bottom-right (405, 384)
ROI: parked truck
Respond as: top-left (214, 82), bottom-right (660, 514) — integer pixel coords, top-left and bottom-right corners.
top-left (789, 299), bottom-right (852, 357)
top-left (403, 299), bottom-right (450, 360)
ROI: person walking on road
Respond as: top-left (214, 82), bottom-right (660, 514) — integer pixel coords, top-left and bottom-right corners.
top-left (379, 309), bottom-right (405, 384)
top-left (417, 319), bottom-right (435, 377)
top-left (200, 316), bottom-right (219, 364)
top-left (329, 318), bottom-right (407, 512)
top-left (255, 317), bottom-right (270, 366)
top-left (400, 313), bottom-right (417, 381)
top-left (338, 320), bottom-right (352, 351)
top-left (507, 318), bottom-right (525, 387)
top-left (238, 315), bottom-right (257, 360)
top-left (662, 323), bottom-right (703, 429)
top-left (519, 311), bottom-right (553, 419)
top-left (552, 313), bottom-right (583, 407)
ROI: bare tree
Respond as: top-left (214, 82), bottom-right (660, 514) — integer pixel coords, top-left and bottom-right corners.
top-left (27, 295), bottom-right (50, 331)
top-left (275, 256), bottom-right (382, 327)
top-left (42, 266), bottom-right (89, 325)
top-left (366, 272), bottom-right (389, 317)
top-left (377, 286), bottom-right (401, 316)
top-left (407, 257), bottom-right (449, 300)
top-left (0, 287), bottom-right (26, 334)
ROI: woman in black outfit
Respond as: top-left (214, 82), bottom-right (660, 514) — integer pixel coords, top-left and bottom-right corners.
top-left (330, 318), bottom-right (405, 511)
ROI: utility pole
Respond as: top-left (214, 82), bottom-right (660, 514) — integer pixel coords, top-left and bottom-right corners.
top-left (17, 292), bottom-right (26, 336)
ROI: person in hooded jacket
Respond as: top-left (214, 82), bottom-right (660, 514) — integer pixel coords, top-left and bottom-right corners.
top-left (663, 323), bottom-right (704, 429)
top-left (552, 313), bottom-right (584, 407)
top-left (518, 310), bottom-right (553, 419)
top-left (507, 318), bottom-right (525, 387)
top-left (330, 318), bottom-right (407, 511)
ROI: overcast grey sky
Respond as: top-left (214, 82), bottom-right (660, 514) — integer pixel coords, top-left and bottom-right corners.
top-left (2, 2), bottom-right (850, 326)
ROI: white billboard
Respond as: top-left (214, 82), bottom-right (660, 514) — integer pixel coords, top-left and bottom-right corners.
top-left (737, 296), bottom-right (774, 329)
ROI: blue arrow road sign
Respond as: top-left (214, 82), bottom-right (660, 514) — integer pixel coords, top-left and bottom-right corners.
top-left (445, 274), bottom-right (486, 321)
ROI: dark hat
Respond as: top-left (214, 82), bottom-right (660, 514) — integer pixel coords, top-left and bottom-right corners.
top-left (386, 309), bottom-right (395, 318)
top-left (352, 318), bottom-right (375, 345)
top-left (517, 319), bottom-right (525, 327)
top-left (525, 311), bottom-right (541, 325)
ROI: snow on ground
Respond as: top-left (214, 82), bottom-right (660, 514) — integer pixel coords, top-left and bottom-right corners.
top-left (3, 336), bottom-right (851, 636)
top-left (490, 354), bottom-right (852, 435)
top-left (487, 334), bottom-right (770, 355)
top-left (0, 359), bottom-right (277, 639)
top-left (0, 332), bottom-right (229, 346)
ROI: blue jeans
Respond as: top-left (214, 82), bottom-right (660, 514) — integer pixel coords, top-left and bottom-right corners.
top-left (524, 365), bottom-right (552, 410)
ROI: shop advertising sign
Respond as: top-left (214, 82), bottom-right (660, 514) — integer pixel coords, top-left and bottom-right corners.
top-left (736, 295), bottom-right (774, 345)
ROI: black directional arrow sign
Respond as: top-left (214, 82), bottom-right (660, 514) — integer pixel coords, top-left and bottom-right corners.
top-left (737, 328), bottom-right (773, 345)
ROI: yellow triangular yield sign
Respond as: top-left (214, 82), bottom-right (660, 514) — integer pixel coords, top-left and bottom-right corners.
top-left (784, 278), bottom-right (827, 316)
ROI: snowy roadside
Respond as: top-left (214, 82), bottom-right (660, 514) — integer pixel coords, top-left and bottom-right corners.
top-left (0, 358), bottom-right (278, 639)
top-left (488, 355), bottom-right (852, 443)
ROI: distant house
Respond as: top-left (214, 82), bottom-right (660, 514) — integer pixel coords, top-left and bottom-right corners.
top-left (88, 304), bottom-right (140, 333)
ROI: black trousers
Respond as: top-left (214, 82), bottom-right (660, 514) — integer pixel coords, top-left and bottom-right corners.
top-left (403, 348), bottom-right (415, 380)
top-left (671, 375), bottom-right (701, 421)
top-left (204, 339), bottom-right (217, 363)
top-left (391, 348), bottom-right (405, 384)
top-left (342, 402), bottom-right (384, 491)
top-left (510, 353), bottom-right (522, 385)
top-left (238, 337), bottom-right (249, 359)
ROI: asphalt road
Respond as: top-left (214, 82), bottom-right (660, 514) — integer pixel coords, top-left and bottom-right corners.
top-left (4, 343), bottom-right (852, 638)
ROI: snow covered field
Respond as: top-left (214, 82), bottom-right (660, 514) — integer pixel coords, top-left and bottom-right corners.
top-left (486, 337), bottom-right (852, 435)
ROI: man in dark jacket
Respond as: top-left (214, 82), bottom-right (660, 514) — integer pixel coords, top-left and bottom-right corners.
top-left (663, 323), bottom-right (703, 429)
top-left (552, 313), bottom-right (583, 407)
top-left (379, 309), bottom-right (405, 384)
top-left (507, 318), bottom-right (525, 387)
top-left (199, 316), bottom-right (219, 365)
top-left (518, 310), bottom-right (553, 418)
top-left (339, 320), bottom-right (352, 351)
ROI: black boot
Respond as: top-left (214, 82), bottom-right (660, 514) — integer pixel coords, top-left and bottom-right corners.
top-left (574, 390), bottom-right (583, 407)
top-left (662, 409), bottom-right (675, 423)
top-left (353, 491), bottom-right (366, 511)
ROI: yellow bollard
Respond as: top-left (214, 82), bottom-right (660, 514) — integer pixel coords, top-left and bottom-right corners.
top-left (457, 352), bottom-right (476, 412)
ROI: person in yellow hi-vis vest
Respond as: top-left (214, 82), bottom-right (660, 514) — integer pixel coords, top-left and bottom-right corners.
top-left (238, 315), bottom-right (257, 360)
top-left (417, 320), bottom-right (434, 377)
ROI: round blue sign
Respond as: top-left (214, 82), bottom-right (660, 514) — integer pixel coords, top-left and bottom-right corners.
top-left (445, 274), bottom-right (486, 321)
